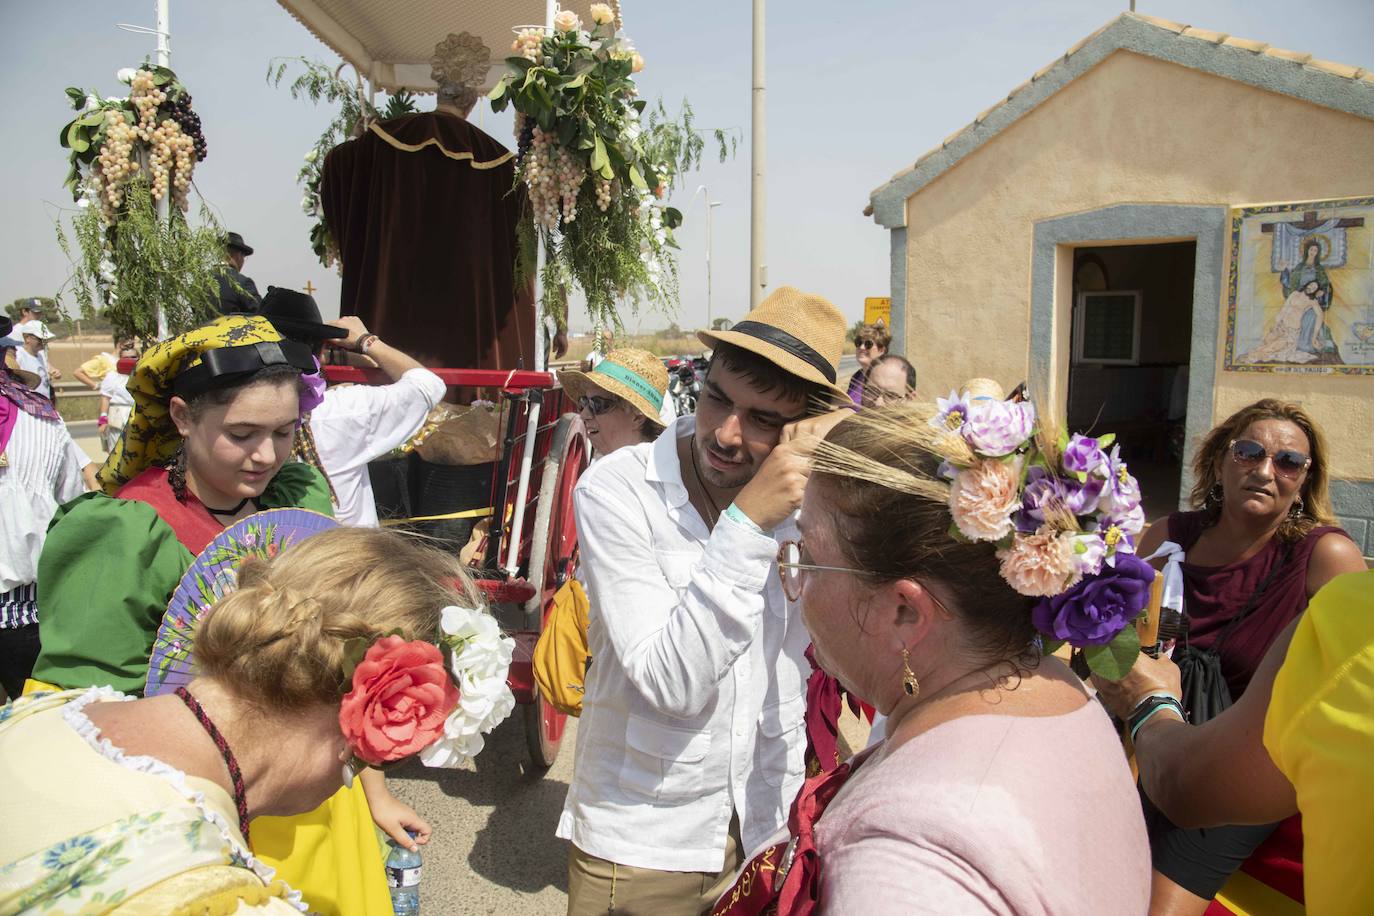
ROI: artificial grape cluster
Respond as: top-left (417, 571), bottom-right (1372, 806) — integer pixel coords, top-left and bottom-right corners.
top-left (516, 114), bottom-right (535, 162)
top-left (165, 92), bottom-right (207, 162)
top-left (523, 126), bottom-right (585, 229)
top-left (511, 28), bottom-right (545, 64)
top-left (594, 177), bottom-right (613, 212)
top-left (95, 111), bottom-right (139, 217)
top-left (147, 118), bottom-right (197, 204)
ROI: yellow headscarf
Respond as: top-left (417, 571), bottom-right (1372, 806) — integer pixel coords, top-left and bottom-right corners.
top-left (97, 315), bottom-right (286, 494)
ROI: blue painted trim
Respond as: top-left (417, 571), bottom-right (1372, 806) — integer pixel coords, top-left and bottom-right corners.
top-left (870, 14), bottom-right (1374, 229)
top-left (1029, 204), bottom-right (1229, 509)
top-left (889, 227), bottom-right (908, 357)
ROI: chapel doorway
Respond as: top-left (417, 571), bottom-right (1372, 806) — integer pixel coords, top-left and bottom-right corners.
top-left (1067, 242), bottom-right (1196, 522)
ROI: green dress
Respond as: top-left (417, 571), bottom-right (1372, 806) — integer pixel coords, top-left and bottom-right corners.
top-left (32, 462), bottom-right (333, 695)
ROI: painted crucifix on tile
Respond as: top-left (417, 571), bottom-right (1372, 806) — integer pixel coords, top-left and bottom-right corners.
top-left (1225, 197), bottom-right (1374, 375)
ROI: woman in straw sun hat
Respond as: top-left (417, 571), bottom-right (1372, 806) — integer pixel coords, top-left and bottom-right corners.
top-left (560, 348), bottom-right (671, 456)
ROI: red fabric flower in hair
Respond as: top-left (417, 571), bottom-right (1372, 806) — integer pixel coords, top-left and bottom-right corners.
top-left (339, 636), bottom-right (459, 765)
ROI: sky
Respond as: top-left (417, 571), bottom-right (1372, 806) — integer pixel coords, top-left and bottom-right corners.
top-left (3, 0), bottom-right (1372, 333)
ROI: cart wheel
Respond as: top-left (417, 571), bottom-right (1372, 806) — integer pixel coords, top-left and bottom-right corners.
top-left (522, 413), bottom-right (590, 768)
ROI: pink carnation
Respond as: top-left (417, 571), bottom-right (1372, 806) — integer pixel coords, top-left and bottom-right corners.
top-left (996, 530), bottom-right (1081, 598)
top-left (949, 459), bottom-right (1020, 541)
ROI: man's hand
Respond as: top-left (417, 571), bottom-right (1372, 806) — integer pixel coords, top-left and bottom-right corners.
top-left (551, 328), bottom-right (569, 360)
top-left (733, 409), bottom-right (853, 530)
top-left (326, 315), bottom-right (370, 351)
top-left (1091, 650), bottom-right (1182, 720)
top-left (49, 366), bottom-right (62, 380)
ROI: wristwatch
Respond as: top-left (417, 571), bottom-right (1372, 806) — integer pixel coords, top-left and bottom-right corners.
top-left (357, 334), bottom-right (380, 355)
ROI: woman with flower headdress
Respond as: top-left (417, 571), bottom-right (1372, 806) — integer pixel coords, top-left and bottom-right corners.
top-left (24, 315), bottom-right (410, 915)
top-left (1, 526), bottom-right (513, 913)
top-left (714, 381), bottom-right (1152, 915)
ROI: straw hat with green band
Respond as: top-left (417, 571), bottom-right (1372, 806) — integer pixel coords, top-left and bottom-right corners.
top-left (696, 285), bottom-right (848, 399)
top-left (559, 348), bottom-right (670, 425)
top-left (98, 315), bottom-right (313, 494)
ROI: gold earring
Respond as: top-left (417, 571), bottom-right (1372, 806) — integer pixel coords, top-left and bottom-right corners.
top-left (901, 648), bottom-right (919, 698)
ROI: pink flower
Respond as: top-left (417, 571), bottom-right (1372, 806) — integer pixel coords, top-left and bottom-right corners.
top-left (339, 636), bottom-right (459, 766)
top-left (949, 459), bottom-right (1020, 541)
top-left (553, 10), bottom-right (581, 32)
top-left (996, 530), bottom-right (1081, 598)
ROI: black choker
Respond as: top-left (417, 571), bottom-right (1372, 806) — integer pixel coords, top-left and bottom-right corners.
top-left (204, 497), bottom-right (253, 517)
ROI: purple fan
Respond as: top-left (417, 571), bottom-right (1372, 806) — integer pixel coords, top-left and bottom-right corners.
top-left (145, 508), bottom-right (338, 697)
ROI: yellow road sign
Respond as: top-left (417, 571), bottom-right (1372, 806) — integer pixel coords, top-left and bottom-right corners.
top-left (864, 297), bottom-right (891, 326)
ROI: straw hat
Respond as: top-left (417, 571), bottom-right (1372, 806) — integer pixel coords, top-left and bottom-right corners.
top-left (696, 286), bottom-right (848, 398)
top-left (559, 348), bottom-right (670, 425)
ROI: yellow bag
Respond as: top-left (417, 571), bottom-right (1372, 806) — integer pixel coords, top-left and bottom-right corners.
top-left (533, 579), bottom-right (591, 716)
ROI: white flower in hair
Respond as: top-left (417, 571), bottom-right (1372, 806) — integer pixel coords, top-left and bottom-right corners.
top-left (421, 604), bottom-right (517, 769)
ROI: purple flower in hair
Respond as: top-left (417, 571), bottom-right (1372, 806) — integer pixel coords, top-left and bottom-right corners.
top-left (929, 390), bottom-right (970, 434)
top-left (1062, 434), bottom-right (1106, 476)
top-left (1015, 466), bottom-right (1104, 532)
top-left (960, 397), bottom-right (1036, 458)
top-left (1032, 552), bottom-right (1155, 646)
top-left (299, 357), bottom-right (327, 415)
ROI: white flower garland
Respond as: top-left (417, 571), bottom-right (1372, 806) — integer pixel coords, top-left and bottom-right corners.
top-left (419, 605), bottom-right (517, 768)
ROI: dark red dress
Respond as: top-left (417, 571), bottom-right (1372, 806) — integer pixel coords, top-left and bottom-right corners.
top-left (1160, 511), bottom-right (1353, 911)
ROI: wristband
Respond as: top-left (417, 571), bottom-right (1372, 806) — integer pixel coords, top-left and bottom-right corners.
top-left (98, 414), bottom-right (108, 422)
top-left (724, 502), bottom-right (765, 535)
top-left (357, 334), bottom-right (379, 355)
top-left (1127, 694), bottom-right (1186, 745)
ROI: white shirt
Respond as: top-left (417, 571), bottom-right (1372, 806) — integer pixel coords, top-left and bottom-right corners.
top-left (309, 368), bottom-right (445, 527)
top-left (14, 350), bottom-right (51, 400)
top-left (97, 372), bottom-right (133, 409)
top-left (1, 409), bottom-right (89, 593)
top-left (557, 417), bottom-right (811, 872)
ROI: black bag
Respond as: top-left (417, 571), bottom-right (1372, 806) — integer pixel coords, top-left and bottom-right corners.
top-left (1173, 543), bottom-right (1290, 725)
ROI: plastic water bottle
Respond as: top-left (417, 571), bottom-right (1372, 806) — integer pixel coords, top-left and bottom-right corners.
top-left (385, 830), bottom-right (422, 915)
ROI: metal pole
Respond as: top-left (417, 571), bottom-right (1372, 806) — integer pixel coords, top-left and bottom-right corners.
top-left (154, 0), bottom-right (171, 339)
top-left (750, 0), bottom-right (766, 308)
top-left (707, 200), bottom-right (721, 329)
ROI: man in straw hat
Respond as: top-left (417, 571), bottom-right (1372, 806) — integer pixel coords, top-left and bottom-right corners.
top-left (559, 286), bottom-right (851, 915)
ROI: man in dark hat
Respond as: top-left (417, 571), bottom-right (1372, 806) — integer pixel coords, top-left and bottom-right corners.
top-left (258, 286), bottom-right (445, 527)
top-left (217, 231), bottom-right (261, 315)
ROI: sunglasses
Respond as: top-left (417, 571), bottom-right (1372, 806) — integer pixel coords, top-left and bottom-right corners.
top-left (578, 395), bottom-right (618, 416)
top-left (856, 339), bottom-right (877, 350)
top-left (1228, 438), bottom-right (1311, 479)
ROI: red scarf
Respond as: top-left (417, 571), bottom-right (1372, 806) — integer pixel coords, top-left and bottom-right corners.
top-left (712, 746), bottom-right (879, 916)
top-left (115, 466), bottom-right (224, 555)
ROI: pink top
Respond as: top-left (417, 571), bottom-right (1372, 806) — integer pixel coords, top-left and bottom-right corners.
top-left (816, 700), bottom-right (1150, 915)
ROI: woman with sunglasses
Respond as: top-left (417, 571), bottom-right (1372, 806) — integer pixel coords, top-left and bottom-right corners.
top-left (845, 321), bottom-right (890, 407)
top-left (560, 348), bottom-right (671, 456)
top-left (1121, 398), bottom-right (1363, 916)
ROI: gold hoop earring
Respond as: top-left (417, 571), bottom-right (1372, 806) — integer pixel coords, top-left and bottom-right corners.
top-left (901, 648), bottom-right (920, 699)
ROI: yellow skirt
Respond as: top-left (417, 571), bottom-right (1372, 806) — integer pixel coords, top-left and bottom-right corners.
top-left (252, 782), bottom-right (394, 916)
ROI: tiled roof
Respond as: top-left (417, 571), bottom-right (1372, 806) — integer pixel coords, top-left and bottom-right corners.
top-left (868, 12), bottom-right (1374, 228)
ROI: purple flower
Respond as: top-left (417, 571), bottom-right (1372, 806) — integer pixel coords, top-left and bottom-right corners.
top-left (1070, 533), bottom-right (1107, 576)
top-left (1097, 445), bottom-right (1142, 515)
top-left (961, 397), bottom-right (1035, 457)
top-left (1032, 552), bottom-right (1155, 646)
top-left (929, 390), bottom-right (969, 434)
top-left (299, 357), bottom-right (327, 415)
top-left (1015, 466), bottom-right (1104, 532)
top-left (1062, 434), bottom-right (1105, 475)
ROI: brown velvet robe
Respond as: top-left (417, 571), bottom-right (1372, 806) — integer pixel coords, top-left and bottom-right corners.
top-left (320, 111), bottom-right (536, 371)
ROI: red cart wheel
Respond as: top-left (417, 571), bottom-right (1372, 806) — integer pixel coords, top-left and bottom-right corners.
top-left (522, 413), bottom-right (590, 768)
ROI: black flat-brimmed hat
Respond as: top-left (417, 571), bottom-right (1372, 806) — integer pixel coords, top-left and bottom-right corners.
top-left (226, 231), bottom-right (254, 256)
top-left (258, 286), bottom-right (348, 342)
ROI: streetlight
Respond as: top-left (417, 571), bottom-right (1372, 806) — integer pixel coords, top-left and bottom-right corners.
top-left (693, 186), bottom-right (723, 329)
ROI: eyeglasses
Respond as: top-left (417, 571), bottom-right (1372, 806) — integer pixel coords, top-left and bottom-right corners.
top-left (856, 339), bottom-right (877, 350)
top-left (1228, 438), bottom-right (1311, 479)
top-left (776, 539), bottom-right (865, 602)
top-left (578, 395), bottom-right (618, 416)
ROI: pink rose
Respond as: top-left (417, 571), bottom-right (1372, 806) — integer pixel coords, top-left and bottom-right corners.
top-left (949, 458), bottom-right (1020, 541)
top-left (339, 636), bottom-right (459, 766)
top-left (996, 529), bottom-right (1080, 598)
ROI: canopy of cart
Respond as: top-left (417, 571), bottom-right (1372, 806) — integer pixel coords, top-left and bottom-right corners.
top-left (276, 0), bottom-right (605, 93)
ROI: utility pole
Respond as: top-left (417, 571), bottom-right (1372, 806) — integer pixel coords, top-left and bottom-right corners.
top-left (750, 0), bottom-right (766, 308)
